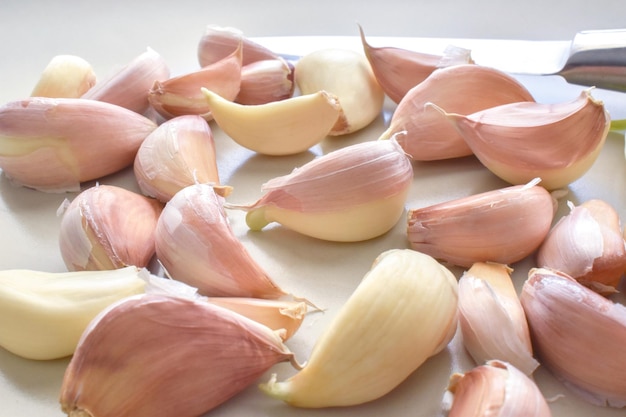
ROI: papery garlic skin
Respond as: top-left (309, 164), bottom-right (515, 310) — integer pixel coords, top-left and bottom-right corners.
top-left (0, 266), bottom-right (146, 360)
top-left (60, 293), bottom-right (296, 417)
top-left (260, 249), bottom-right (459, 408)
top-left (31, 55), bottom-right (96, 98)
top-left (520, 268), bottom-right (626, 408)
top-left (236, 59), bottom-right (295, 105)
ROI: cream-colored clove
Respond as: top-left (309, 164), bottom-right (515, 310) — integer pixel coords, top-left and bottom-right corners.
top-left (31, 54), bottom-right (96, 98)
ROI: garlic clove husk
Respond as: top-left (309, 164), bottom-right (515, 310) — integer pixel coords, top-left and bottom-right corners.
top-left (155, 183), bottom-right (287, 298)
top-left (437, 88), bottom-right (610, 190)
top-left (458, 262), bottom-right (539, 375)
top-left (520, 267), bottom-right (626, 408)
top-left (31, 54), bottom-right (96, 98)
top-left (260, 249), bottom-right (459, 408)
top-left (236, 58), bottom-right (295, 105)
top-left (0, 97), bottom-right (157, 192)
top-left (0, 266), bottom-right (147, 360)
top-left (407, 179), bottom-right (556, 267)
top-left (201, 88), bottom-right (341, 155)
top-left (231, 138), bottom-right (413, 242)
top-left (58, 184), bottom-right (163, 271)
top-left (536, 199), bottom-right (626, 290)
top-left (379, 64), bottom-right (535, 161)
top-left (445, 360), bottom-right (552, 417)
top-left (60, 293), bottom-right (297, 417)
top-left (294, 48), bottom-right (384, 135)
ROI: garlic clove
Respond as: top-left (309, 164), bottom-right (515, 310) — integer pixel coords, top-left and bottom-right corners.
top-left (31, 54), bottom-right (96, 98)
top-left (0, 266), bottom-right (146, 360)
top-left (235, 58), bottom-right (295, 105)
top-left (201, 88), bottom-right (341, 155)
top-left (60, 293), bottom-right (297, 417)
top-left (536, 199), bottom-right (626, 290)
top-left (294, 48), bottom-right (385, 135)
top-left (379, 64), bottom-right (535, 161)
top-left (0, 97), bottom-right (157, 192)
top-left (231, 138), bottom-right (413, 242)
top-left (520, 267), bottom-right (626, 408)
top-left (58, 184), bottom-right (163, 271)
top-left (458, 262), bottom-right (539, 375)
top-left (407, 179), bottom-right (556, 267)
top-left (445, 360), bottom-right (552, 417)
top-left (260, 249), bottom-right (459, 408)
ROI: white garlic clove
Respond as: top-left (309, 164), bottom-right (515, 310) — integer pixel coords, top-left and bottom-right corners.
top-left (31, 54), bottom-right (96, 98)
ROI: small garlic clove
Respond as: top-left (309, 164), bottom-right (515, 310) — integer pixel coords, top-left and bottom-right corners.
top-left (58, 184), bottom-right (163, 271)
top-left (231, 138), bottom-right (413, 242)
top-left (60, 293), bottom-right (297, 417)
top-left (235, 58), bottom-right (295, 105)
top-left (445, 360), bottom-right (552, 417)
top-left (407, 179), bottom-right (556, 267)
top-left (536, 199), bottom-right (626, 290)
top-left (520, 268), bottom-right (626, 408)
top-left (201, 88), bottom-right (341, 155)
top-left (379, 64), bottom-right (535, 161)
top-left (0, 97), bottom-right (157, 192)
top-left (31, 54), bottom-right (96, 98)
top-left (294, 48), bottom-right (385, 135)
top-left (458, 262), bottom-right (539, 375)
top-left (260, 249), bottom-right (459, 408)
top-left (0, 266), bottom-right (146, 360)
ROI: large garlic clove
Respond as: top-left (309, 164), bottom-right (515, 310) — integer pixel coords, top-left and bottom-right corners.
top-left (380, 64), bottom-right (535, 161)
top-left (231, 138), bottom-right (413, 242)
top-left (60, 293), bottom-right (297, 417)
top-left (82, 48), bottom-right (170, 115)
top-left (445, 360), bottom-right (552, 417)
top-left (155, 183), bottom-right (287, 298)
top-left (0, 97), bottom-right (157, 192)
top-left (201, 88), bottom-right (341, 155)
top-left (407, 180), bottom-right (555, 267)
top-left (58, 184), bottom-right (163, 271)
top-left (133, 115), bottom-right (224, 203)
top-left (260, 249), bottom-right (459, 408)
top-left (520, 268), bottom-right (626, 408)
top-left (437, 88), bottom-right (610, 190)
top-left (536, 199), bottom-right (626, 290)
top-left (236, 58), bottom-right (295, 105)
top-left (31, 55), bottom-right (96, 98)
top-left (294, 48), bottom-right (384, 135)
top-left (360, 25), bottom-right (473, 104)
top-left (458, 262), bottom-right (539, 375)
top-left (0, 266), bottom-right (146, 360)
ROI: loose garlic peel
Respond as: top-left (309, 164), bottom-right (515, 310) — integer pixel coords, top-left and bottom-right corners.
top-left (31, 55), bottom-right (96, 99)
top-left (236, 59), bottom-right (295, 105)
top-left (260, 249), bottom-right (459, 408)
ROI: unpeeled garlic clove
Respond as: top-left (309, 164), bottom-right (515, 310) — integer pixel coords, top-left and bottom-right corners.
top-left (520, 267), bottom-right (626, 408)
top-left (260, 249), bottom-right (459, 408)
top-left (379, 64), bottom-right (535, 161)
top-left (31, 54), bottom-right (96, 98)
top-left (60, 293), bottom-right (297, 417)
top-left (458, 262), bottom-right (539, 375)
top-left (231, 138), bottom-right (413, 242)
top-left (0, 97), bottom-right (157, 192)
top-left (536, 199), bottom-right (626, 291)
top-left (407, 179), bottom-right (556, 267)
top-left (236, 58), bottom-right (295, 105)
top-left (445, 360), bottom-right (552, 417)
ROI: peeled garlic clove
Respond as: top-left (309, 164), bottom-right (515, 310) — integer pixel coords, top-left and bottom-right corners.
top-left (536, 199), bottom-right (626, 290)
top-left (201, 88), bottom-right (340, 155)
top-left (458, 262), bottom-right (539, 375)
top-left (82, 48), bottom-right (170, 115)
top-left (260, 249), bottom-right (459, 408)
top-left (445, 360), bottom-right (552, 417)
top-left (232, 138), bottom-right (413, 242)
top-left (31, 54), bottom-right (96, 98)
top-left (0, 97), bottom-right (157, 192)
top-left (236, 58), bottom-right (295, 105)
top-left (380, 64), bottom-right (535, 161)
top-left (360, 25), bottom-right (473, 103)
top-left (155, 183), bottom-right (287, 298)
top-left (60, 293), bottom-right (297, 417)
top-left (408, 179), bottom-right (555, 267)
top-left (0, 266), bottom-right (146, 360)
top-left (295, 48), bottom-right (384, 135)
top-left (438, 88), bottom-right (610, 190)
top-left (520, 268), bottom-right (626, 408)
